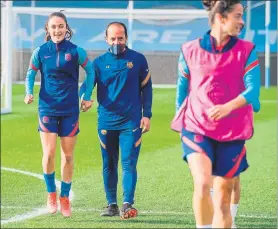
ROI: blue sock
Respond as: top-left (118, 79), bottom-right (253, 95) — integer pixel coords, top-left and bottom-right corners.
top-left (60, 181), bottom-right (72, 197)
top-left (43, 172), bottom-right (56, 193)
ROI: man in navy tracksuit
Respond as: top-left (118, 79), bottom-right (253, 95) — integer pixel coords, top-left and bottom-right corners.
top-left (80, 22), bottom-right (152, 219)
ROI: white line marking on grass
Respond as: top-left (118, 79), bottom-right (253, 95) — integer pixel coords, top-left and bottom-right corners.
top-left (1, 206), bottom-right (31, 209)
top-left (2, 206), bottom-right (276, 220)
top-left (51, 208), bottom-right (278, 219)
top-left (1, 167), bottom-right (74, 225)
top-left (1, 208), bottom-right (49, 225)
top-left (142, 211), bottom-right (276, 219)
top-left (70, 207), bottom-right (277, 220)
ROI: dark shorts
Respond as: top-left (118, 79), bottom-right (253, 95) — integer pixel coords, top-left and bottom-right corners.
top-left (181, 128), bottom-right (249, 178)
top-left (38, 113), bottom-right (79, 137)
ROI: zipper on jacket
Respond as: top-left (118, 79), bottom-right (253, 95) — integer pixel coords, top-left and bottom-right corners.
top-left (56, 44), bottom-right (59, 67)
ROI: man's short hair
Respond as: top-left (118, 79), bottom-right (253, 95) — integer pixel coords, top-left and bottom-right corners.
top-left (105, 21), bottom-right (128, 38)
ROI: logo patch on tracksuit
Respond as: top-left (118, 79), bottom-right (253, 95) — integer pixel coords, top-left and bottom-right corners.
top-left (101, 130), bottom-right (107, 135)
top-left (127, 62), bottom-right (133, 68)
top-left (65, 53), bottom-right (71, 61)
top-left (42, 116), bottom-right (49, 123)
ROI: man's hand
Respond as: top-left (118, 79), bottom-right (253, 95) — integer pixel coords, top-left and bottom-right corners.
top-left (24, 94), bottom-right (34, 104)
top-left (80, 99), bottom-right (93, 112)
top-left (140, 117), bottom-right (151, 134)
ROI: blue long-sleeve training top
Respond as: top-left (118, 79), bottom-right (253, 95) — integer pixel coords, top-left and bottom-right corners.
top-left (80, 46), bottom-right (153, 130)
top-left (25, 39), bottom-right (95, 116)
top-left (176, 30), bottom-right (261, 113)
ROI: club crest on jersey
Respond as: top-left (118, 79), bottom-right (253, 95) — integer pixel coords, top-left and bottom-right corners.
top-left (42, 116), bottom-right (49, 123)
top-left (65, 53), bottom-right (71, 61)
top-left (101, 130), bottom-right (107, 135)
top-left (127, 62), bottom-right (133, 68)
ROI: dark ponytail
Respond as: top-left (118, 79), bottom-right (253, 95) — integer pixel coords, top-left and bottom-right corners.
top-left (202, 0), bottom-right (242, 26)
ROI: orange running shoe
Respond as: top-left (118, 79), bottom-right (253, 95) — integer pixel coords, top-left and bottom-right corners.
top-left (47, 192), bottom-right (57, 214)
top-left (59, 196), bottom-right (72, 217)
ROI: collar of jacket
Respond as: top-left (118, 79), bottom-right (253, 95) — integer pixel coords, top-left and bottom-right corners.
top-left (48, 38), bottom-right (68, 51)
top-left (200, 30), bottom-right (237, 53)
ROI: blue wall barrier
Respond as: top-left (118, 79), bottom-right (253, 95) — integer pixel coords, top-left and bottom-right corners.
top-left (13, 1), bottom-right (277, 52)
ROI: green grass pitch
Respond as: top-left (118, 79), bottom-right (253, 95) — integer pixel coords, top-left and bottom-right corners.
top-left (1, 85), bottom-right (277, 228)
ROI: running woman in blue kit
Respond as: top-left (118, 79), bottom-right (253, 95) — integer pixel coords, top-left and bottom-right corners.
top-left (80, 22), bottom-right (153, 219)
top-left (24, 11), bottom-right (94, 217)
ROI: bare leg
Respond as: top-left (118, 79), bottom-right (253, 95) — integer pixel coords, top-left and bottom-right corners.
top-left (188, 153), bottom-right (214, 227)
top-left (40, 132), bottom-right (57, 174)
top-left (231, 176), bottom-right (240, 204)
top-left (60, 136), bottom-right (77, 183)
top-left (212, 176), bottom-right (234, 228)
top-left (40, 132), bottom-right (58, 213)
top-left (230, 176), bottom-right (240, 227)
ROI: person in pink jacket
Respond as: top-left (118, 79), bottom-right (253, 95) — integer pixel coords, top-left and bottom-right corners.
top-left (171, 0), bottom-right (261, 228)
